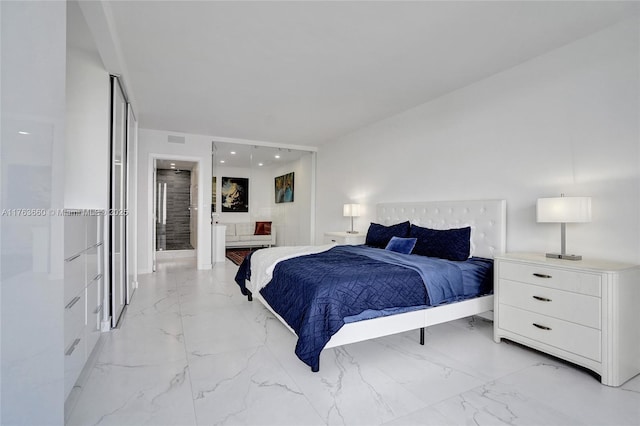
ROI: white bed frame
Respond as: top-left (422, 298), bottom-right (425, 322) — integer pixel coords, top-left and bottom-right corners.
top-left (252, 199), bottom-right (506, 366)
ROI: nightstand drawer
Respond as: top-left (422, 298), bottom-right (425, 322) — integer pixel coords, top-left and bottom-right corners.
top-left (499, 261), bottom-right (601, 297)
top-left (324, 232), bottom-right (365, 245)
top-left (499, 279), bottom-right (601, 329)
top-left (499, 304), bottom-right (601, 362)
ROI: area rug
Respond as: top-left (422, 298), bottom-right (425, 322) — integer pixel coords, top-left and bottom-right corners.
top-left (225, 248), bottom-right (252, 266)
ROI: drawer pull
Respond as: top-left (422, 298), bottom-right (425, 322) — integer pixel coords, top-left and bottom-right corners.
top-left (65, 296), bottom-right (81, 310)
top-left (65, 253), bottom-right (81, 262)
top-left (532, 295), bottom-right (552, 302)
top-left (93, 304), bottom-right (103, 314)
top-left (533, 323), bottom-right (552, 331)
top-left (65, 338), bottom-right (81, 356)
top-left (92, 273), bottom-right (103, 282)
top-left (532, 273), bottom-right (552, 279)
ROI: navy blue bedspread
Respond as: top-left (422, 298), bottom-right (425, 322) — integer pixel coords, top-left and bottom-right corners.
top-left (259, 245), bottom-right (469, 371)
top-left (234, 252), bottom-right (253, 295)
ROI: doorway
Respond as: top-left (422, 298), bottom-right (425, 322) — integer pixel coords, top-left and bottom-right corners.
top-left (154, 159), bottom-right (198, 258)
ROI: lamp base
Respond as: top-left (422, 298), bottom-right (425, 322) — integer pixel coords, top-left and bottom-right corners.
top-left (346, 230), bottom-right (359, 234)
top-left (545, 253), bottom-right (582, 261)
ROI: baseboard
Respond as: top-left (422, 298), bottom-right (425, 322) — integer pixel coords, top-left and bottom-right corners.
top-left (156, 249), bottom-right (196, 259)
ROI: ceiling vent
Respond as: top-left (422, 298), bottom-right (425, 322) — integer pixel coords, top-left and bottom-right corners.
top-left (167, 135), bottom-right (185, 144)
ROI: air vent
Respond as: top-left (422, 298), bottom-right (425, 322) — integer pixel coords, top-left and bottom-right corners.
top-left (167, 135), bottom-right (185, 144)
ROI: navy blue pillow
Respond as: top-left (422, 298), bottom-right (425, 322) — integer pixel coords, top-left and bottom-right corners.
top-left (409, 225), bottom-right (471, 261)
top-left (365, 221), bottom-right (410, 248)
top-left (385, 236), bottom-right (417, 254)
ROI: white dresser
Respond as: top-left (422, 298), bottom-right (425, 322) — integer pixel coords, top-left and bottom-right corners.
top-left (324, 231), bottom-right (366, 245)
top-left (494, 252), bottom-right (640, 386)
top-left (64, 211), bottom-right (104, 400)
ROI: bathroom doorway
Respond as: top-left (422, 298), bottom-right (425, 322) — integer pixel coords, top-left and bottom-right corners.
top-left (154, 159), bottom-right (198, 257)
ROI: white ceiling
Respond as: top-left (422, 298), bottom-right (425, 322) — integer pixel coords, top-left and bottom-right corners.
top-left (94, 1), bottom-right (638, 147)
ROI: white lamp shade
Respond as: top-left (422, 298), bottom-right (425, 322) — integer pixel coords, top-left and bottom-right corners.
top-left (536, 197), bottom-right (592, 223)
top-left (343, 203), bottom-right (360, 217)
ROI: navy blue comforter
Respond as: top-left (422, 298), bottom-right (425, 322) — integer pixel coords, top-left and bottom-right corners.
top-left (259, 245), bottom-right (467, 371)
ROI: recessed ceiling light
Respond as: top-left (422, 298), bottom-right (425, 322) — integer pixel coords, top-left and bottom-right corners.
top-left (220, 160), bottom-right (225, 164)
top-left (170, 166), bottom-right (175, 169)
top-left (170, 163), bottom-right (175, 166)
top-left (258, 163), bottom-right (264, 166)
top-left (18, 131), bottom-right (30, 135)
top-left (230, 151), bottom-right (236, 155)
top-left (275, 155), bottom-right (280, 159)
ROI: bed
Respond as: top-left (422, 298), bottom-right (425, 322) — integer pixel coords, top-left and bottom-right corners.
top-left (235, 199), bottom-right (506, 371)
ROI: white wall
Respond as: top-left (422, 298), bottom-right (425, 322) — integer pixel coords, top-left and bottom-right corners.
top-left (0, 1), bottom-right (67, 423)
top-left (137, 128), bottom-right (212, 272)
top-left (64, 45), bottom-right (109, 208)
top-left (316, 18), bottom-right (640, 264)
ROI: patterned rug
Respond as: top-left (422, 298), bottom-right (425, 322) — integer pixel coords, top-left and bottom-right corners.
top-left (225, 248), bottom-right (252, 266)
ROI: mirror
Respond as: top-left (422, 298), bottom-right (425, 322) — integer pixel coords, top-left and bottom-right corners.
top-left (212, 142), bottom-right (315, 246)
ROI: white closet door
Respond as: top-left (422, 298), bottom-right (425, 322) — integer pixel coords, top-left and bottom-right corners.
top-left (126, 104), bottom-right (137, 302)
top-left (110, 76), bottom-right (127, 327)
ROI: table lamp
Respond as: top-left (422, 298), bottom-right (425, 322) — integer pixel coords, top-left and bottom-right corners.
top-left (343, 203), bottom-right (360, 234)
top-left (536, 195), bottom-right (591, 260)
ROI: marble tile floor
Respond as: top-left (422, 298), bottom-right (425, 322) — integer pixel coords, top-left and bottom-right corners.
top-left (66, 257), bottom-right (640, 426)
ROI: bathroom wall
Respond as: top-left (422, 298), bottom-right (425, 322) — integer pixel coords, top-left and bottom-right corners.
top-left (156, 169), bottom-right (193, 250)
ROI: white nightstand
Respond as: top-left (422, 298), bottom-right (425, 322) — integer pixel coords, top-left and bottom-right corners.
top-left (493, 252), bottom-right (640, 386)
top-left (324, 231), bottom-right (366, 245)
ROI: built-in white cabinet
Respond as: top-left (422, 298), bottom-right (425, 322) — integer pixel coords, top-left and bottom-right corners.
top-left (64, 211), bottom-right (104, 400)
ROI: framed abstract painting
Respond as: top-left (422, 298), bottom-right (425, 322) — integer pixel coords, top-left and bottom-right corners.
top-left (274, 172), bottom-right (294, 204)
top-left (221, 177), bottom-right (249, 212)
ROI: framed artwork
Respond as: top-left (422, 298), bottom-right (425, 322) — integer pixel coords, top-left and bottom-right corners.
top-left (221, 177), bottom-right (249, 212)
top-left (274, 172), bottom-right (294, 204)
top-left (211, 176), bottom-right (217, 213)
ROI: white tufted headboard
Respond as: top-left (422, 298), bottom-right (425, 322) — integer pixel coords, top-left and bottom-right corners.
top-left (376, 200), bottom-right (506, 259)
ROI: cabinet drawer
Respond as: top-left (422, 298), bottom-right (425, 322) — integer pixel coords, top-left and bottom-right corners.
top-left (499, 304), bottom-right (601, 362)
top-left (499, 279), bottom-right (601, 329)
top-left (64, 333), bottom-right (85, 400)
top-left (324, 233), bottom-right (365, 245)
top-left (64, 290), bottom-right (85, 340)
top-left (324, 235), bottom-right (343, 244)
top-left (86, 215), bottom-right (101, 247)
top-left (64, 215), bottom-right (86, 258)
top-left (85, 277), bottom-right (102, 325)
top-left (499, 261), bottom-right (601, 297)
top-left (85, 244), bottom-right (100, 285)
top-left (64, 254), bottom-right (86, 305)
top-left (85, 278), bottom-right (102, 356)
